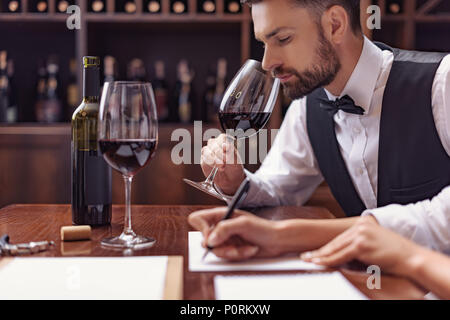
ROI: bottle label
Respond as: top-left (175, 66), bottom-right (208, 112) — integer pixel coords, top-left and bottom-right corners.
top-left (6, 105), bottom-right (17, 123)
top-left (84, 151), bottom-right (112, 205)
top-left (41, 99), bottom-right (62, 123)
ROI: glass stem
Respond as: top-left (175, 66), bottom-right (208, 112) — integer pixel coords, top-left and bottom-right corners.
top-left (123, 175), bottom-right (134, 236)
top-left (205, 167), bottom-right (219, 187)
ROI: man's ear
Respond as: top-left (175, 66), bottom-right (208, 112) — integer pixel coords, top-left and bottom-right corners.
top-left (321, 5), bottom-right (349, 45)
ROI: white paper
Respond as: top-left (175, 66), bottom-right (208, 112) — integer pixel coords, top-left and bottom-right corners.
top-left (189, 231), bottom-right (324, 272)
top-left (0, 256), bottom-right (168, 300)
top-left (215, 272), bottom-right (368, 300)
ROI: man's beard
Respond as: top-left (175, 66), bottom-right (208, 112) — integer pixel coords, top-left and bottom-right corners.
top-left (273, 29), bottom-right (341, 100)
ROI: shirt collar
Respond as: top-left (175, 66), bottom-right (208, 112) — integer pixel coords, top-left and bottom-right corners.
top-left (324, 36), bottom-right (384, 115)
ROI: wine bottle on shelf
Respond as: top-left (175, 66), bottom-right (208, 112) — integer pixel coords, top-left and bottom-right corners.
top-left (146, 0), bottom-right (161, 13)
top-left (153, 60), bottom-right (169, 122)
top-left (171, 0), bottom-right (187, 14)
top-left (0, 51), bottom-right (18, 123)
top-left (127, 58), bottom-right (147, 81)
top-left (224, 0), bottom-right (241, 14)
top-left (103, 55), bottom-right (118, 83)
top-left (66, 58), bottom-right (79, 120)
top-left (198, 0), bottom-right (215, 14)
top-left (34, 59), bottom-right (47, 122)
top-left (202, 64), bottom-right (216, 122)
top-left (6, 58), bottom-right (18, 123)
top-left (0, 51), bottom-right (9, 123)
top-left (212, 58), bottom-right (227, 122)
top-left (38, 57), bottom-right (62, 123)
top-left (386, 0), bottom-right (403, 14)
top-left (124, 0), bottom-right (137, 13)
top-left (56, 0), bottom-right (70, 13)
top-left (175, 59), bottom-right (195, 123)
top-left (35, 0), bottom-right (48, 12)
top-left (6, 0), bottom-right (21, 12)
top-left (71, 56), bottom-right (112, 226)
top-left (90, 0), bottom-right (105, 12)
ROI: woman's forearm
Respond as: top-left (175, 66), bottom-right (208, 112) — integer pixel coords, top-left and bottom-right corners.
top-left (402, 247), bottom-right (450, 299)
top-left (275, 217), bottom-right (361, 254)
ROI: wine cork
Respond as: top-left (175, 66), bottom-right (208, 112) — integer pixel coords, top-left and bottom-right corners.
top-left (61, 226), bottom-right (92, 241)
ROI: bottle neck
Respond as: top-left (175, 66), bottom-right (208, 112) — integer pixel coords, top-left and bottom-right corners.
top-left (83, 66), bottom-right (100, 103)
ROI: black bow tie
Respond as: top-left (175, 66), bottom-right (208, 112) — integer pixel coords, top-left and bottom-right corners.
top-left (319, 95), bottom-right (365, 116)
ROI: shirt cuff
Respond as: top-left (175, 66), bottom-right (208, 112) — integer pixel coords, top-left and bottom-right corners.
top-left (241, 169), bottom-right (265, 208)
top-left (361, 204), bottom-right (431, 249)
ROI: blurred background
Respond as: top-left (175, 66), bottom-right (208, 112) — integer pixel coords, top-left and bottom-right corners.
top-left (0, 0), bottom-right (449, 211)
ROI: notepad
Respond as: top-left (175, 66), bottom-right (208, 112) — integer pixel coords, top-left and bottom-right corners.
top-left (189, 231), bottom-right (325, 272)
top-left (0, 256), bottom-right (168, 300)
top-left (214, 272), bottom-right (368, 300)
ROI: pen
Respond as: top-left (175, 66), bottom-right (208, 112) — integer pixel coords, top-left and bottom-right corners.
top-left (202, 177), bottom-right (251, 261)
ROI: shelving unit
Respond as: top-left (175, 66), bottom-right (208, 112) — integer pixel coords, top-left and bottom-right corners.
top-left (372, 0), bottom-right (450, 50)
top-left (1, 0), bottom-right (449, 123)
top-left (0, 0), bottom-right (253, 122)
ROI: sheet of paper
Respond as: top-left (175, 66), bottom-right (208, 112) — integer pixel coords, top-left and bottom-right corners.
top-left (215, 272), bottom-right (368, 300)
top-left (0, 256), bottom-right (168, 300)
top-left (189, 231), bottom-right (325, 272)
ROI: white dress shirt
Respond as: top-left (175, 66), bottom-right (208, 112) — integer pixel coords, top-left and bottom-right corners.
top-left (244, 37), bottom-right (450, 253)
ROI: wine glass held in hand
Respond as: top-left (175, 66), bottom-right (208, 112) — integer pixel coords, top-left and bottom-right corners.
top-left (184, 59), bottom-right (280, 203)
top-left (98, 81), bottom-right (158, 250)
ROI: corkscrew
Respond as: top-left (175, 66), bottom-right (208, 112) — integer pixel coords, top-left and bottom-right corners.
top-left (0, 234), bottom-right (54, 256)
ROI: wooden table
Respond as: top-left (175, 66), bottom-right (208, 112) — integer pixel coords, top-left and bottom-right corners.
top-left (0, 204), bottom-right (426, 300)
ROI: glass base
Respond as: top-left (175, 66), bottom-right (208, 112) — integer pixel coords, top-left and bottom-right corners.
top-left (101, 232), bottom-right (156, 250)
top-left (183, 179), bottom-right (232, 203)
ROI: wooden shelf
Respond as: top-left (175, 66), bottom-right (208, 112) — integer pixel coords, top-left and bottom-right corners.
top-left (0, 0), bottom-right (253, 123)
top-left (0, 0), bottom-right (448, 123)
top-left (83, 12), bottom-right (249, 22)
top-left (373, 0), bottom-right (450, 49)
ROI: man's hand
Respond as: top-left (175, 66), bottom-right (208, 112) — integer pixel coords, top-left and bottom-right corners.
top-left (188, 207), bottom-right (284, 261)
top-left (201, 134), bottom-right (246, 195)
top-left (301, 216), bottom-right (423, 276)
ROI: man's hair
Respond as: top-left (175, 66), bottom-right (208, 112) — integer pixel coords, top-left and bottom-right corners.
top-left (240, 0), bottom-right (362, 34)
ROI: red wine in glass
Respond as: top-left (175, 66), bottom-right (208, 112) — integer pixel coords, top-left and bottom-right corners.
top-left (99, 139), bottom-right (157, 177)
top-left (98, 81), bottom-right (158, 250)
top-left (183, 59), bottom-right (280, 203)
top-left (219, 111), bottom-right (272, 135)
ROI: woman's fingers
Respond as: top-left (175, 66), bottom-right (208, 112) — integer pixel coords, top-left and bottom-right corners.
top-left (212, 245), bottom-right (260, 261)
top-left (188, 207), bottom-right (229, 234)
top-left (301, 228), bottom-right (355, 262)
top-left (206, 216), bottom-right (253, 248)
top-left (311, 242), bottom-right (360, 267)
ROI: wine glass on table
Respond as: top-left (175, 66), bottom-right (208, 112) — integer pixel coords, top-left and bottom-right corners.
top-left (183, 59), bottom-right (280, 202)
top-left (98, 81), bottom-right (158, 250)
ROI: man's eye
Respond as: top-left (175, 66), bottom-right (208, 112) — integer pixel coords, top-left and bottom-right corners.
top-left (278, 37), bottom-right (291, 44)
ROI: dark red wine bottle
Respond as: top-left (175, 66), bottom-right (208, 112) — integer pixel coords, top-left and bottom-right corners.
top-left (153, 60), bottom-right (169, 122)
top-left (71, 56), bottom-right (112, 226)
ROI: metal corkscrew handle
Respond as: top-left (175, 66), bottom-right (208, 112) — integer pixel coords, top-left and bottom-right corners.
top-left (0, 234), bottom-right (55, 256)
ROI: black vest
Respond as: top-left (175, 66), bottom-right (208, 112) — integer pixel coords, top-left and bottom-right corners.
top-left (306, 42), bottom-right (449, 217)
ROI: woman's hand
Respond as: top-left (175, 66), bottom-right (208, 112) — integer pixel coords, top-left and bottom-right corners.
top-left (188, 207), bottom-right (284, 261)
top-left (301, 216), bottom-right (423, 276)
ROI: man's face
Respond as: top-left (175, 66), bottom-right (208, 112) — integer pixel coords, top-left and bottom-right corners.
top-left (253, 0), bottom-right (341, 100)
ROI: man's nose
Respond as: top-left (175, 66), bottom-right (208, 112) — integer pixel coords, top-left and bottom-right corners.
top-left (262, 47), bottom-right (282, 74)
